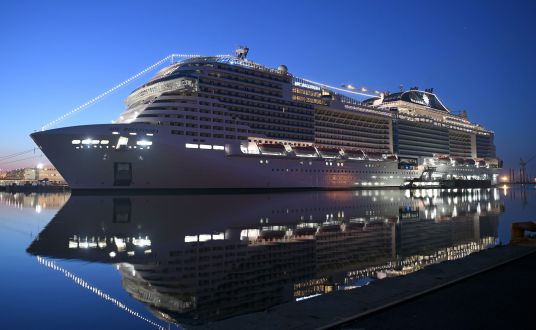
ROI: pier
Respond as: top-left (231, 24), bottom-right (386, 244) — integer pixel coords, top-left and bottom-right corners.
top-left (203, 239), bottom-right (536, 330)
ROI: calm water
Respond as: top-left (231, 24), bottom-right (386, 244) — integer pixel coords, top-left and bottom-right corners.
top-left (0, 186), bottom-right (535, 329)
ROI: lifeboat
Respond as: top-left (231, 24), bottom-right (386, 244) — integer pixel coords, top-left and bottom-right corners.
top-left (465, 159), bottom-right (476, 166)
top-left (437, 155), bottom-right (451, 162)
top-left (478, 160), bottom-right (486, 167)
top-left (455, 158), bottom-right (466, 165)
top-left (317, 147), bottom-right (341, 158)
top-left (294, 226), bottom-right (318, 236)
top-left (257, 143), bottom-right (286, 155)
top-left (319, 223), bottom-right (341, 233)
top-left (259, 228), bottom-right (286, 240)
top-left (292, 145), bottom-right (318, 157)
top-left (344, 149), bottom-right (366, 159)
top-left (366, 220), bottom-right (385, 228)
top-left (385, 154), bottom-right (398, 161)
top-left (343, 222), bottom-right (365, 231)
top-left (366, 152), bottom-right (384, 161)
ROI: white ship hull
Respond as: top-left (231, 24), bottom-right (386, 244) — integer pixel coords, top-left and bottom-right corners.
top-left (31, 124), bottom-right (498, 190)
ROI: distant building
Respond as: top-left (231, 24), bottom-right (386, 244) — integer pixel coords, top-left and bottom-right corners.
top-left (3, 169), bottom-right (20, 180)
top-left (38, 167), bottom-right (65, 184)
top-left (4, 168), bottom-right (33, 180)
top-left (4, 166), bottom-right (65, 184)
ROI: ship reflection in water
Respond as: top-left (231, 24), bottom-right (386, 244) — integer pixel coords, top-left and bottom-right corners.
top-left (27, 188), bottom-right (503, 326)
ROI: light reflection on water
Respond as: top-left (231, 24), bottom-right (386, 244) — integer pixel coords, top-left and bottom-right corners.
top-left (0, 186), bottom-right (535, 329)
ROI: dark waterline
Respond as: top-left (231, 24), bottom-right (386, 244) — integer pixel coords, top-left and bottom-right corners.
top-left (0, 186), bottom-right (535, 329)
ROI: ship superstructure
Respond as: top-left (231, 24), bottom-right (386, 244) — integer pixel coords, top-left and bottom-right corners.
top-left (31, 47), bottom-right (500, 189)
top-left (364, 88), bottom-right (499, 184)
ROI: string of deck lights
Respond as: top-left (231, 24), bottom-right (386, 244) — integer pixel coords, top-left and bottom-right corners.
top-left (40, 53), bottom-right (223, 131)
top-left (40, 55), bottom-right (169, 131)
top-left (341, 84), bottom-right (384, 95)
top-left (300, 78), bottom-right (379, 98)
top-left (36, 256), bottom-right (166, 330)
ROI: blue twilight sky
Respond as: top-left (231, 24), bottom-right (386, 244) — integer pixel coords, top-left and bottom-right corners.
top-left (0, 0), bottom-right (535, 175)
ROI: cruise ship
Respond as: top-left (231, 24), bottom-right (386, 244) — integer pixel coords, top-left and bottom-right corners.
top-left (31, 47), bottom-right (500, 189)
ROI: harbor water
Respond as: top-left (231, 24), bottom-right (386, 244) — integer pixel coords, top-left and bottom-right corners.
top-left (0, 186), bottom-right (534, 329)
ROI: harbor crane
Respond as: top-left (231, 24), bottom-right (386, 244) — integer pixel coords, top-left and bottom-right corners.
top-left (519, 153), bottom-right (536, 183)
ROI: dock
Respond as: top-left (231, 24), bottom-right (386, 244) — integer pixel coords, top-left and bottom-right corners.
top-left (197, 235), bottom-right (536, 330)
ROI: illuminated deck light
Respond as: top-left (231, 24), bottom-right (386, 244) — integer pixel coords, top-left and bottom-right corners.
top-left (116, 136), bottom-right (128, 149)
top-left (132, 237), bottom-right (151, 247)
top-left (184, 235), bottom-right (197, 242)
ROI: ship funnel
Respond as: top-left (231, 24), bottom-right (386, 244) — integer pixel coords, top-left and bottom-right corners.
top-left (235, 46), bottom-right (249, 59)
